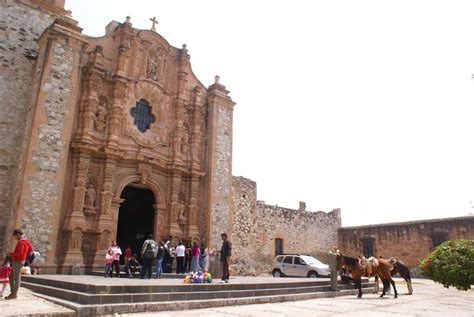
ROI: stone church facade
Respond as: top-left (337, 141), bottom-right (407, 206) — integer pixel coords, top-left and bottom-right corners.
top-left (0, 0), bottom-right (341, 274)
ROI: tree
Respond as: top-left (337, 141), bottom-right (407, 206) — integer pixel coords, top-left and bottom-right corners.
top-left (419, 239), bottom-right (474, 291)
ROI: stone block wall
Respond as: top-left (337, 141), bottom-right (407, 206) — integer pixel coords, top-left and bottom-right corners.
top-left (231, 176), bottom-right (341, 275)
top-left (338, 216), bottom-right (474, 275)
top-left (0, 0), bottom-right (56, 255)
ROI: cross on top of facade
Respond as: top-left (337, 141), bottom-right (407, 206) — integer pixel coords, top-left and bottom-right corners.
top-left (150, 16), bottom-right (158, 31)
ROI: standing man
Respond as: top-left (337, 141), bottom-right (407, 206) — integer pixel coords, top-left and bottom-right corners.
top-left (140, 235), bottom-right (158, 279)
top-left (175, 241), bottom-right (185, 274)
top-left (6, 229), bottom-right (32, 300)
top-left (220, 232), bottom-right (232, 283)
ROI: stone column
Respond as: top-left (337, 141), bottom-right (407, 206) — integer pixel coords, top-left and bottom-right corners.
top-left (107, 80), bottom-right (127, 148)
top-left (167, 175), bottom-right (182, 237)
top-left (153, 204), bottom-right (166, 241)
top-left (205, 76), bottom-right (236, 257)
top-left (62, 154), bottom-right (89, 265)
top-left (186, 176), bottom-right (200, 239)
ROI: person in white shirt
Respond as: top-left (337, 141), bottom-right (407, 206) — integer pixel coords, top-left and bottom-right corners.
top-left (175, 241), bottom-right (186, 274)
top-left (107, 241), bottom-right (122, 278)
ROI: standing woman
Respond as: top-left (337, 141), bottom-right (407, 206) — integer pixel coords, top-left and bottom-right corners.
top-left (184, 243), bottom-right (192, 273)
top-left (155, 241), bottom-right (164, 279)
top-left (190, 242), bottom-right (200, 272)
top-left (107, 241), bottom-right (122, 277)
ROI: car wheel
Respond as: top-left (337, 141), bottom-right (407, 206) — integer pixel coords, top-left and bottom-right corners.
top-left (307, 271), bottom-right (319, 278)
top-left (272, 269), bottom-right (282, 277)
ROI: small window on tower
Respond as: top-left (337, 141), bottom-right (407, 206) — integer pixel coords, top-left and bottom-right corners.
top-left (130, 99), bottom-right (155, 133)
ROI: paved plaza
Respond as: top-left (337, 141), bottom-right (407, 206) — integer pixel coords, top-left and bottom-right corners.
top-left (1, 278), bottom-right (472, 316)
top-left (125, 279), bottom-right (473, 317)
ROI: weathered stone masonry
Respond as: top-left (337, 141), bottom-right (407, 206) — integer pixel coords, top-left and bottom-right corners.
top-left (0, 0), bottom-right (60, 255)
top-left (338, 216), bottom-right (474, 275)
top-left (21, 41), bottom-right (75, 263)
top-left (231, 176), bottom-right (342, 275)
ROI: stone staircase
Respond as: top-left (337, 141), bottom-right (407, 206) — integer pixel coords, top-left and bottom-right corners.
top-left (22, 275), bottom-right (374, 316)
top-left (90, 270), bottom-right (185, 279)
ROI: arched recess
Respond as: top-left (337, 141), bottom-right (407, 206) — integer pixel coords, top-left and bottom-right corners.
top-left (114, 174), bottom-right (167, 255)
top-left (115, 174), bottom-right (165, 209)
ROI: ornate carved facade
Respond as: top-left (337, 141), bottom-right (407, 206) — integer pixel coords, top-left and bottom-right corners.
top-left (1, 0), bottom-right (342, 274)
top-left (0, 0), bottom-right (235, 272)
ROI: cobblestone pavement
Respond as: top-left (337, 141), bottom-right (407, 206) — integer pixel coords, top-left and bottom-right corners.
top-left (1, 283), bottom-right (74, 316)
top-left (121, 279), bottom-right (474, 317)
top-left (1, 278), bottom-right (472, 316)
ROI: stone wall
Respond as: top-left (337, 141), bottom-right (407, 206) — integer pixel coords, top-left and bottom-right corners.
top-left (338, 216), bottom-right (474, 275)
top-left (0, 0), bottom-right (56, 255)
top-left (231, 176), bottom-right (342, 275)
top-left (209, 105), bottom-right (233, 249)
top-left (20, 40), bottom-right (76, 263)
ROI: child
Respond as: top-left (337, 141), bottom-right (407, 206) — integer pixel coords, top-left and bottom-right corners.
top-left (104, 249), bottom-right (113, 278)
top-left (0, 257), bottom-right (12, 299)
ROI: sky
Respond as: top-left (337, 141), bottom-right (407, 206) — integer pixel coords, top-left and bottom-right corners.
top-left (66, 0), bottom-right (474, 226)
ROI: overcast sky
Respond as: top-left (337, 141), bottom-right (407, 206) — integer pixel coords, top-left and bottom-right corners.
top-left (66, 0), bottom-right (474, 226)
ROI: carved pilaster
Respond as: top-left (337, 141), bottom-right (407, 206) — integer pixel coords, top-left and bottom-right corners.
top-left (99, 159), bottom-right (116, 219)
top-left (153, 204), bottom-right (166, 240)
top-left (116, 17), bottom-right (134, 76)
top-left (62, 155), bottom-right (90, 265)
top-left (186, 176), bottom-right (200, 238)
top-left (167, 174), bottom-right (182, 236)
top-left (107, 81), bottom-right (127, 148)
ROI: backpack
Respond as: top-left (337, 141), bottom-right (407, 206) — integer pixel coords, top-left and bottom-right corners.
top-left (142, 240), bottom-right (158, 259)
top-left (157, 246), bottom-right (164, 259)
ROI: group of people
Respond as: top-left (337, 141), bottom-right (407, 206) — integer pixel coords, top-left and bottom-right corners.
top-left (105, 232), bottom-right (232, 283)
top-left (0, 229), bottom-right (34, 300)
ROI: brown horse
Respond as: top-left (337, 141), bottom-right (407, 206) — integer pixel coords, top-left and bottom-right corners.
top-left (335, 252), bottom-right (398, 298)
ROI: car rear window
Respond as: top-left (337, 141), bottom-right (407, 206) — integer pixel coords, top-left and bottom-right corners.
top-left (283, 256), bottom-right (293, 264)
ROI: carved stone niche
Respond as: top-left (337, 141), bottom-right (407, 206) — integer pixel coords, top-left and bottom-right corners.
top-left (94, 96), bottom-right (109, 132)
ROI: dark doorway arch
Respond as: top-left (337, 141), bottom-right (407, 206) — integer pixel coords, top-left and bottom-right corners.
top-left (116, 185), bottom-right (155, 259)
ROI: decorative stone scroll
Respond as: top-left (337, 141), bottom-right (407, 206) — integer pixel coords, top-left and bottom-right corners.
top-left (138, 163), bottom-right (152, 184)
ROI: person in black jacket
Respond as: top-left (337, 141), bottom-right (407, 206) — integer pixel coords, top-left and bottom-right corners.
top-left (220, 233), bottom-right (232, 283)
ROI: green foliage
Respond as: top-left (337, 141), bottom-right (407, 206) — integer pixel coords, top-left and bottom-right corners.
top-left (419, 239), bottom-right (474, 291)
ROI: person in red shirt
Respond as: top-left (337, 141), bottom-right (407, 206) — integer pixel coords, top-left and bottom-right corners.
top-left (6, 229), bottom-right (33, 300)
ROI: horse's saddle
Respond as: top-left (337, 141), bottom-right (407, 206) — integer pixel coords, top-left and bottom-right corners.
top-left (359, 256), bottom-right (379, 275)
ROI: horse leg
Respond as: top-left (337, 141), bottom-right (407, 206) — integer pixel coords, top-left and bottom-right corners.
top-left (380, 278), bottom-right (387, 298)
top-left (373, 275), bottom-right (379, 294)
top-left (390, 278), bottom-right (398, 298)
top-left (356, 278), bottom-right (363, 298)
top-left (407, 279), bottom-right (413, 295)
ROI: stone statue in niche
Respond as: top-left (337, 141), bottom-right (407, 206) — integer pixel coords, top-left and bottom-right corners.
top-left (177, 203), bottom-right (186, 225)
top-left (85, 184), bottom-right (96, 209)
top-left (180, 133), bottom-right (189, 155)
top-left (95, 97), bottom-right (108, 131)
top-left (146, 54), bottom-right (158, 81)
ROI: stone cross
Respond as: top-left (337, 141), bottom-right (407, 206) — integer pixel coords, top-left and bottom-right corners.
top-left (150, 16), bottom-right (158, 31)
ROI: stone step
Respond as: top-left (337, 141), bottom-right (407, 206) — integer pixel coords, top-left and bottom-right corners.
top-left (23, 275), bottom-right (360, 294)
top-left (22, 280), bottom-right (372, 305)
top-left (27, 283), bottom-right (375, 317)
top-left (90, 270), bottom-right (185, 279)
